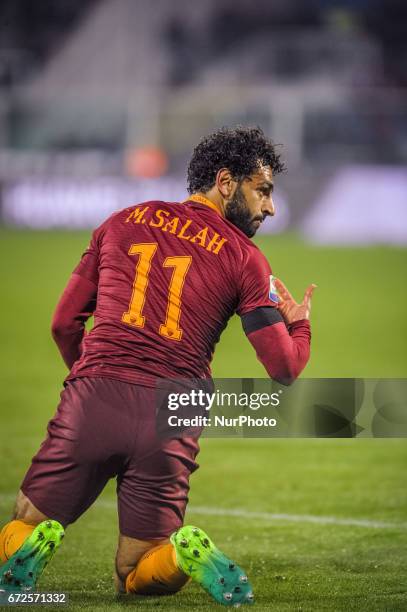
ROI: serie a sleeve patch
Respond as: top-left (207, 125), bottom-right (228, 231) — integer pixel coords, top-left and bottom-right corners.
top-left (241, 306), bottom-right (284, 335)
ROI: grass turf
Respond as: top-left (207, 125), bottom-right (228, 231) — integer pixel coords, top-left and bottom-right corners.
top-left (0, 229), bottom-right (406, 610)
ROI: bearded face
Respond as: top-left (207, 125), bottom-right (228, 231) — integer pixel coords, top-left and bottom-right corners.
top-left (225, 185), bottom-right (266, 238)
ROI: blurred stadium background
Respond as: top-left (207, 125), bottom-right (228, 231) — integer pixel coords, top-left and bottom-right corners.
top-left (0, 0), bottom-right (406, 242)
top-left (0, 1), bottom-right (406, 610)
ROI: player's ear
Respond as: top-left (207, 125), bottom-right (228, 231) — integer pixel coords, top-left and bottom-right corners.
top-left (216, 168), bottom-right (237, 200)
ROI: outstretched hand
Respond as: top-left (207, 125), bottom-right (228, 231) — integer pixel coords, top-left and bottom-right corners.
top-left (274, 278), bottom-right (316, 324)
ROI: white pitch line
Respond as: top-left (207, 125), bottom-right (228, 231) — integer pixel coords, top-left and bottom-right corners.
top-left (0, 494), bottom-right (406, 530)
top-left (187, 506), bottom-right (407, 530)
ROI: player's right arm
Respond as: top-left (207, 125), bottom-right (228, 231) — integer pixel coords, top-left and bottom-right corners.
top-left (237, 249), bottom-right (315, 385)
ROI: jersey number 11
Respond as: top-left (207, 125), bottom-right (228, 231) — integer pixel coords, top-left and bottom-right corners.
top-left (122, 242), bottom-right (192, 341)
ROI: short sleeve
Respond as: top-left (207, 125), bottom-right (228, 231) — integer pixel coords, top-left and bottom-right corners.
top-left (236, 247), bottom-right (277, 316)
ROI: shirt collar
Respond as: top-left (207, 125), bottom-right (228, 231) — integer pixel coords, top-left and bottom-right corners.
top-left (187, 194), bottom-right (224, 217)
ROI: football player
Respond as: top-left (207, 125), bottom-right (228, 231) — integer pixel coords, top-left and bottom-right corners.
top-left (0, 127), bottom-right (315, 606)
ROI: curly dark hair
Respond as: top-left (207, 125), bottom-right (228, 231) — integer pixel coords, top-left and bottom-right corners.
top-left (187, 126), bottom-right (285, 194)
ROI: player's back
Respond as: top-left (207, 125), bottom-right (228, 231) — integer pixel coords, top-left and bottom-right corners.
top-left (69, 198), bottom-right (270, 386)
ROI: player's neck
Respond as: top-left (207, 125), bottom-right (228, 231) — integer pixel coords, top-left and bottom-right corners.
top-left (190, 192), bottom-right (226, 217)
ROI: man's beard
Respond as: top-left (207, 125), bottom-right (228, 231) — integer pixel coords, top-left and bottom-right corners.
top-left (225, 186), bottom-right (263, 238)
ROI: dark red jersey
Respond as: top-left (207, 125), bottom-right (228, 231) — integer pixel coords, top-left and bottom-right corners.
top-left (66, 197), bottom-right (277, 386)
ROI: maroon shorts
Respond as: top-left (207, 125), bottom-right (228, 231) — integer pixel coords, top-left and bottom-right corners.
top-left (21, 377), bottom-right (200, 540)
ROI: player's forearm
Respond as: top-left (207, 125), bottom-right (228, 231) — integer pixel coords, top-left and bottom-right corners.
top-left (51, 273), bottom-right (97, 369)
top-left (51, 327), bottom-right (84, 369)
top-left (248, 320), bottom-right (311, 385)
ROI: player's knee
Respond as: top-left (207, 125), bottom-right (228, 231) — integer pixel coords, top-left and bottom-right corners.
top-left (13, 490), bottom-right (48, 525)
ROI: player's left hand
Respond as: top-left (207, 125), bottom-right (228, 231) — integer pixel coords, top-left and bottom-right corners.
top-left (274, 277), bottom-right (316, 324)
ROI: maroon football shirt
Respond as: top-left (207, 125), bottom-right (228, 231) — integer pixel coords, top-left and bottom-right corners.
top-left (67, 197), bottom-right (276, 386)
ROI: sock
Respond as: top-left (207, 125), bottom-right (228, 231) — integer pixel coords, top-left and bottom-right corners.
top-left (0, 520), bottom-right (36, 564)
top-left (125, 543), bottom-right (189, 595)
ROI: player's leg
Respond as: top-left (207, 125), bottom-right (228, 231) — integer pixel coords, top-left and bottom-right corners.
top-left (115, 384), bottom-right (199, 596)
top-left (0, 491), bottom-right (48, 563)
top-left (0, 492), bottom-right (64, 592)
top-left (1, 377), bottom-right (128, 591)
top-left (117, 526), bottom-right (253, 605)
top-left (114, 533), bottom-right (188, 595)
top-left (116, 383), bottom-right (254, 605)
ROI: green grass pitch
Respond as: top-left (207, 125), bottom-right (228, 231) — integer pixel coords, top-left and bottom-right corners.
top-left (0, 229), bottom-right (406, 611)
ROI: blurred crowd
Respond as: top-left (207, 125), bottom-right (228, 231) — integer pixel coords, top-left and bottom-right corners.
top-left (0, 0), bottom-right (406, 240)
